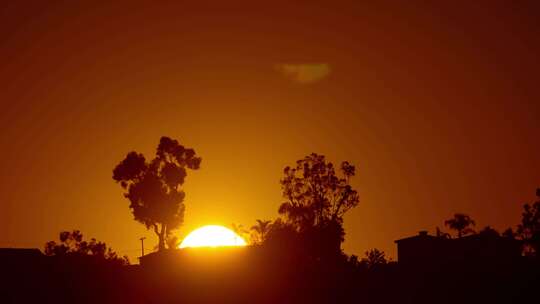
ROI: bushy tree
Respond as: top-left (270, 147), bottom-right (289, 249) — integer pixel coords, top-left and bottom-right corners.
top-left (44, 230), bottom-right (128, 266)
top-left (347, 254), bottom-right (360, 267)
top-left (278, 153), bottom-right (358, 228)
top-left (517, 189), bottom-right (540, 256)
top-left (113, 137), bottom-right (201, 251)
top-left (478, 226), bottom-right (500, 237)
top-left (277, 153), bottom-right (359, 257)
top-left (360, 248), bottom-right (387, 270)
top-left (444, 213), bottom-right (476, 238)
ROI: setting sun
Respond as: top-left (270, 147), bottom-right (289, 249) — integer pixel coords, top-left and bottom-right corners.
top-left (179, 225), bottom-right (247, 248)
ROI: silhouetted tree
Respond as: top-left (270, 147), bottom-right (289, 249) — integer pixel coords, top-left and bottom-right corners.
top-left (113, 136), bottom-right (201, 251)
top-left (231, 223), bottom-right (250, 243)
top-left (479, 226), bottom-right (500, 237)
top-left (263, 218), bottom-right (300, 250)
top-left (44, 230), bottom-right (129, 265)
top-left (502, 227), bottom-right (516, 239)
top-left (347, 254), bottom-right (360, 267)
top-left (517, 188), bottom-right (540, 256)
top-left (250, 219), bottom-right (272, 245)
top-left (361, 248), bottom-right (387, 270)
top-left (277, 153), bottom-right (359, 254)
top-left (444, 213), bottom-right (476, 238)
top-left (166, 235), bottom-right (181, 249)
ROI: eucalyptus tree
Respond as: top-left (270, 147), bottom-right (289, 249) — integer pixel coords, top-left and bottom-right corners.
top-left (277, 153), bottom-right (360, 256)
top-left (113, 137), bottom-right (201, 251)
top-left (278, 153), bottom-right (359, 231)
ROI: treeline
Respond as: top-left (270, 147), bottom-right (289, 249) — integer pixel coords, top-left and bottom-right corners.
top-left (432, 189), bottom-right (540, 256)
top-left (18, 136), bottom-right (540, 303)
top-left (43, 136), bottom-right (540, 265)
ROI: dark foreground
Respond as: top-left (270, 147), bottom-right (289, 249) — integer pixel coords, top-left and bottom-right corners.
top-left (2, 247), bottom-right (539, 304)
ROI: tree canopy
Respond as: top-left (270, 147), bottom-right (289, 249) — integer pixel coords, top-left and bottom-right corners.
top-left (113, 136), bottom-right (201, 250)
top-left (250, 219), bottom-right (272, 245)
top-left (444, 213), bottom-right (476, 238)
top-left (517, 189), bottom-right (540, 256)
top-left (44, 230), bottom-right (128, 266)
top-left (361, 248), bottom-right (388, 270)
top-left (278, 153), bottom-right (359, 230)
top-left (275, 153), bottom-right (360, 258)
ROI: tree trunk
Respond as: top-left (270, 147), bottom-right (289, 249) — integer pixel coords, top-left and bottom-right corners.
top-left (158, 224), bottom-right (166, 251)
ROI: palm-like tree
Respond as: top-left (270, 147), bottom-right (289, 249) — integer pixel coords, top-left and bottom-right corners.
top-left (250, 219), bottom-right (272, 244)
top-left (231, 223), bottom-right (249, 244)
top-left (444, 213), bottom-right (476, 238)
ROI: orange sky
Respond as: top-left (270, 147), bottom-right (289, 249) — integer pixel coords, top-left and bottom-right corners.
top-left (1, 1), bottom-right (539, 261)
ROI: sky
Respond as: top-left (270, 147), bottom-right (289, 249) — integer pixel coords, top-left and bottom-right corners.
top-left (1, 1), bottom-right (539, 261)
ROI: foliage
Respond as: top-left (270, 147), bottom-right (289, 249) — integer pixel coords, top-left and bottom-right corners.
top-left (231, 223), bottom-right (250, 242)
top-left (263, 218), bottom-right (305, 254)
top-left (250, 219), bottom-right (272, 245)
top-left (360, 248), bottom-right (387, 270)
top-left (444, 213), bottom-right (476, 238)
top-left (502, 227), bottom-right (516, 239)
top-left (268, 154), bottom-right (359, 259)
top-left (264, 218), bottom-right (297, 243)
top-left (113, 136), bottom-right (201, 251)
top-left (278, 153), bottom-right (359, 231)
top-left (347, 254), bottom-right (360, 267)
top-left (478, 226), bottom-right (500, 237)
top-left (166, 235), bottom-right (181, 249)
top-left (517, 189), bottom-right (540, 256)
top-left (44, 230), bottom-right (129, 266)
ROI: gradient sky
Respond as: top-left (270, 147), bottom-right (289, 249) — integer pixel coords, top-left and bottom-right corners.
top-left (1, 1), bottom-right (539, 261)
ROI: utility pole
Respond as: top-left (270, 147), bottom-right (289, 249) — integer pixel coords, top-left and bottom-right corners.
top-left (139, 237), bottom-right (146, 257)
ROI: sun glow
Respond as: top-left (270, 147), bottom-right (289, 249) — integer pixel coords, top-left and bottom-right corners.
top-left (179, 225), bottom-right (247, 248)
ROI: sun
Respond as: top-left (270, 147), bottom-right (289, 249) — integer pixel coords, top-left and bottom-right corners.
top-left (179, 225), bottom-right (247, 248)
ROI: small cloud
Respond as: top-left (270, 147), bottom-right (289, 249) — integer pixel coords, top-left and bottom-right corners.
top-left (275, 63), bottom-right (331, 84)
